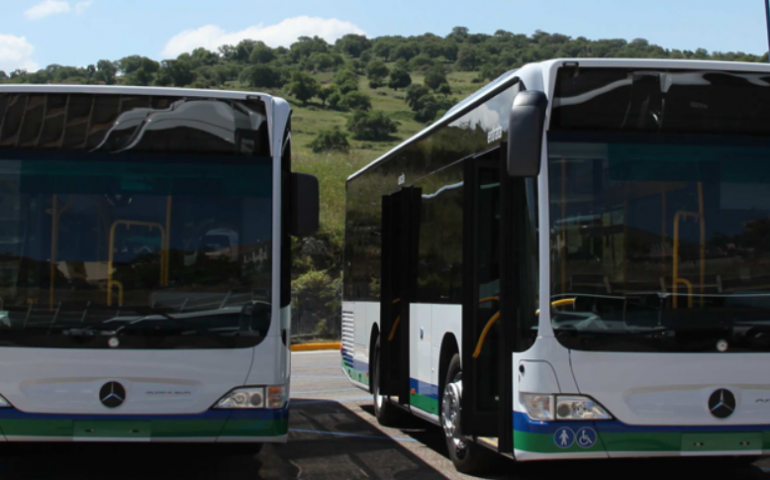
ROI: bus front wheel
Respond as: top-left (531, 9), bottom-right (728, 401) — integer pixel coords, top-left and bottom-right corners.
top-left (442, 354), bottom-right (491, 475)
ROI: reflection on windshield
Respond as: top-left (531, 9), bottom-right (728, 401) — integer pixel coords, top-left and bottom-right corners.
top-left (0, 156), bottom-right (272, 348)
top-left (549, 140), bottom-right (770, 352)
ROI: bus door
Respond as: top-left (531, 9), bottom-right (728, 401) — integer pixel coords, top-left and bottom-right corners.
top-left (461, 146), bottom-right (515, 453)
top-left (379, 187), bottom-right (420, 402)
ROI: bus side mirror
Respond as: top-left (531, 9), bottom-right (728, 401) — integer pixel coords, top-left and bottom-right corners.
top-left (507, 91), bottom-right (548, 177)
top-left (290, 173), bottom-right (319, 236)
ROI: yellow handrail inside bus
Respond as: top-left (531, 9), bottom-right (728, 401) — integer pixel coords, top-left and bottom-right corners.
top-left (672, 183), bottom-right (705, 309)
top-left (472, 311), bottom-right (500, 358)
top-left (473, 297), bottom-right (576, 359)
top-left (108, 220), bottom-right (166, 307)
top-left (49, 195), bottom-right (73, 310)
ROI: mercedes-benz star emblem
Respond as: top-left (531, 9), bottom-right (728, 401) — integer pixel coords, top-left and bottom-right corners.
top-left (99, 382), bottom-right (126, 409)
top-left (708, 389), bottom-right (736, 419)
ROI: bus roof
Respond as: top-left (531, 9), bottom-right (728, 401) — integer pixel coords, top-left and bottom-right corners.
top-left (0, 84), bottom-right (272, 102)
top-left (348, 58), bottom-right (770, 183)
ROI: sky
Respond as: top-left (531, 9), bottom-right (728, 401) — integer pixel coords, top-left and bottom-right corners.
top-left (0, 0), bottom-right (768, 72)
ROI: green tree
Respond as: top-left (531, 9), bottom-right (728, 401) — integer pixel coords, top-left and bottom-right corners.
top-left (424, 65), bottom-right (449, 92)
top-left (333, 69), bottom-right (359, 94)
top-left (405, 84), bottom-right (431, 109)
top-left (447, 26), bottom-right (470, 42)
top-left (327, 91), bottom-right (344, 110)
top-left (0, 71), bottom-right (7, 81)
top-left (287, 71), bottom-right (320, 105)
top-left (347, 111), bottom-right (398, 140)
top-left (310, 52), bottom-right (337, 71)
top-left (289, 36), bottom-right (329, 61)
top-left (190, 48), bottom-right (219, 68)
top-left (241, 64), bottom-right (284, 88)
top-left (339, 91), bottom-right (372, 111)
top-left (365, 59), bottom-right (389, 88)
top-left (408, 54), bottom-right (435, 71)
top-left (390, 42), bottom-right (420, 62)
top-left (246, 42), bottom-right (274, 64)
top-left (456, 45), bottom-right (484, 71)
top-left (118, 55), bottom-right (160, 86)
top-left (156, 59), bottom-right (195, 87)
top-left (336, 34), bottom-right (372, 57)
top-left (309, 126), bottom-right (350, 153)
top-left (93, 60), bottom-right (117, 85)
top-left (388, 65), bottom-right (412, 90)
top-left (317, 85), bottom-right (337, 108)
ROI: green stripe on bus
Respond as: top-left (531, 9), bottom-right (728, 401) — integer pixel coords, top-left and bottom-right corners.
top-left (514, 430), bottom-right (769, 454)
top-left (409, 393), bottom-right (439, 416)
top-left (342, 363), bottom-right (369, 387)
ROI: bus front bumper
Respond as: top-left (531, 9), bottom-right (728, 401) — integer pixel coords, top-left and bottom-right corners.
top-left (0, 407), bottom-right (289, 443)
top-left (513, 412), bottom-right (766, 461)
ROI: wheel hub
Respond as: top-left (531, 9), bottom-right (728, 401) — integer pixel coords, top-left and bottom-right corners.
top-left (442, 380), bottom-right (467, 453)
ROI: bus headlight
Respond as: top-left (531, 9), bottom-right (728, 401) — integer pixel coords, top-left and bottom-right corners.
top-left (521, 394), bottom-right (612, 421)
top-left (215, 388), bottom-right (265, 409)
top-left (556, 396), bottom-right (612, 421)
top-left (520, 393), bottom-right (554, 421)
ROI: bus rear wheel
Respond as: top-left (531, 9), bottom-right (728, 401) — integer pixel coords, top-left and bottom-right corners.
top-left (372, 337), bottom-right (401, 426)
top-left (441, 354), bottom-right (491, 475)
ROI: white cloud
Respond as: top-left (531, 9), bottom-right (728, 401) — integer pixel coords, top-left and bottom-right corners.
top-left (24, 0), bottom-right (71, 20)
top-left (0, 34), bottom-right (39, 72)
top-left (75, 1), bottom-right (93, 15)
top-left (162, 16), bottom-right (366, 58)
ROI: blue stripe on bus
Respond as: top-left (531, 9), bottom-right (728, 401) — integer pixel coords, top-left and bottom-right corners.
top-left (409, 379), bottom-right (439, 400)
top-left (513, 411), bottom-right (770, 435)
top-left (0, 407), bottom-right (288, 422)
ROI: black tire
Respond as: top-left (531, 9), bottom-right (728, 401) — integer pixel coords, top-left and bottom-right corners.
top-left (441, 353), bottom-right (493, 475)
top-left (372, 337), bottom-right (401, 426)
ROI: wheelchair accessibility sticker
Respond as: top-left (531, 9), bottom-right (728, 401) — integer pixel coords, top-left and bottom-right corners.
top-left (554, 427), bottom-right (574, 449)
top-left (576, 427), bottom-right (597, 448)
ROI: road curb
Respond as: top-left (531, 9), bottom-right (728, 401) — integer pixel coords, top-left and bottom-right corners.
top-left (291, 342), bottom-right (341, 352)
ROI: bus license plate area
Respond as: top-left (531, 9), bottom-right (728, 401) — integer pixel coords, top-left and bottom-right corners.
top-left (680, 432), bottom-right (762, 456)
top-left (74, 421), bottom-right (151, 442)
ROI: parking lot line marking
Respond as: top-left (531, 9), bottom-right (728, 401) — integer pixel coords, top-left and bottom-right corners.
top-left (289, 428), bottom-right (417, 443)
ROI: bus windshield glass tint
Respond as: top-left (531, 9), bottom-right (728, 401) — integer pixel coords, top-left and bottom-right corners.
top-left (549, 67), bottom-right (770, 353)
top-left (0, 154), bottom-right (272, 349)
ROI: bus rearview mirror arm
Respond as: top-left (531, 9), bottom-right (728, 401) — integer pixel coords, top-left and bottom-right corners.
top-left (507, 91), bottom-right (548, 177)
top-left (289, 173), bottom-right (319, 237)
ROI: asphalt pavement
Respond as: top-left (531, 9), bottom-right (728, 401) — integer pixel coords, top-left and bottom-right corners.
top-left (0, 350), bottom-right (769, 479)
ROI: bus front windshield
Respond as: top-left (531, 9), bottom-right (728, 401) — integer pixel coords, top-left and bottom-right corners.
top-left (0, 154), bottom-right (272, 349)
top-left (548, 67), bottom-right (770, 353)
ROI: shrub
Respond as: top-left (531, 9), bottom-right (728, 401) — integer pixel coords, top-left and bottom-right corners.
top-left (388, 66), bottom-right (412, 90)
top-left (347, 111), bottom-right (399, 140)
top-left (309, 126), bottom-right (350, 153)
top-left (365, 59), bottom-right (389, 89)
top-left (339, 91), bottom-right (372, 111)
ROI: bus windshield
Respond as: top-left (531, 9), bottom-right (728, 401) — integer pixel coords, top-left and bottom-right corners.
top-left (548, 67), bottom-right (770, 353)
top-left (0, 153), bottom-right (272, 349)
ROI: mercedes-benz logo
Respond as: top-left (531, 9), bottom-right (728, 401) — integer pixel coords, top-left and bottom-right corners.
top-left (708, 389), bottom-right (736, 419)
top-left (99, 382), bottom-right (126, 409)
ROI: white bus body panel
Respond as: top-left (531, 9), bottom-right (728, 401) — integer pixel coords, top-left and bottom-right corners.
top-left (0, 348), bottom-right (255, 414)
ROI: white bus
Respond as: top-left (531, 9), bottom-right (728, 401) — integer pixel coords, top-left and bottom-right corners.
top-left (343, 59), bottom-right (770, 473)
top-left (0, 85), bottom-right (318, 448)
